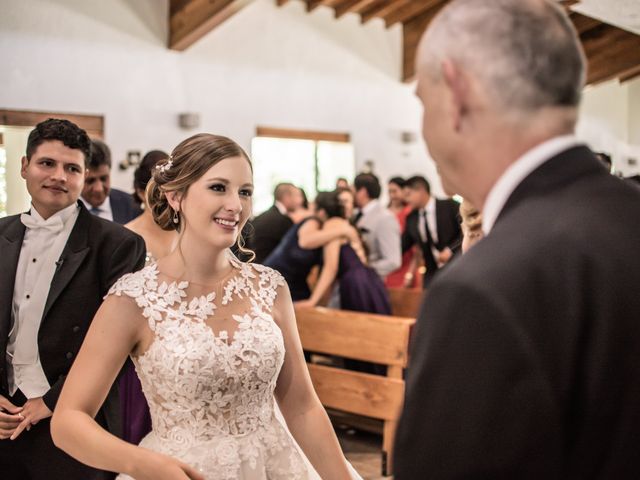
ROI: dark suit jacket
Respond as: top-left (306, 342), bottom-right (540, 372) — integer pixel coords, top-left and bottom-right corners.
top-left (246, 205), bottom-right (293, 264)
top-left (109, 188), bottom-right (142, 225)
top-left (0, 202), bottom-right (146, 435)
top-left (395, 147), bottom-right (640, 479)
top-left (402, 198), bottom-right (462, 286)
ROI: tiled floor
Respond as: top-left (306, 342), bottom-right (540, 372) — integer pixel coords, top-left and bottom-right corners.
top-left (337, 426), bottom-right (391, 480)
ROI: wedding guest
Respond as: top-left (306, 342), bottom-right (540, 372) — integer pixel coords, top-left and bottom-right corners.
top-left (0, 118), bottom-right (145, 479)
top-left (247, 183), bottom-right (302, 263)
top-left (385, 177), bottom-right (420, 288)
top-left (352, 173), bottom-right (401, 278)
top-left (395, 1), bottom-right (640, 478)
top-left (401, 175), bottom-right (462, 288)
top-left (459, 199), bottom-right (483, 253)
top-left (125, 150), bottom-right (178, 264)
top-left (265, 190), bottom-right (359, 302)
top-left (81, 139), bottom-right (142, 224)
top-left (119, 150), bottom-right (179, 446)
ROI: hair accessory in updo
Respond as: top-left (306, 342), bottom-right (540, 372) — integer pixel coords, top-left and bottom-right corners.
top-left (156, 158), bottom-right (173, 173)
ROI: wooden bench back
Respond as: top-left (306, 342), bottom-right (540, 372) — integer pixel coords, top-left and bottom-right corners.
top-left (295, 306), bottom-right (414, 367)
top-left (294, 306), bottom-right (415, 476)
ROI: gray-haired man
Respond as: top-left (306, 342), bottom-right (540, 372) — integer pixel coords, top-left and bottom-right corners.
top-left (395, 1), bottom-right (640, 478)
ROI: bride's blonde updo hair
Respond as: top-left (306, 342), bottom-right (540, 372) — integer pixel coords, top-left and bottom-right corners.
top-left (146, 133), bottom-right (254, 257)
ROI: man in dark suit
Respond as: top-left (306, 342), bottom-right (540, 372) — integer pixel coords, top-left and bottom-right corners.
top-left (247, 183), bottom-right (302, 263)
top-left (401, 175), bottom-right (461, 288)
top-left (395, 1), bottom-right (640, 479)
top-left (80, 139), bottom-right (142, 224)
top-left (0, 119), bottom-right (145, 479)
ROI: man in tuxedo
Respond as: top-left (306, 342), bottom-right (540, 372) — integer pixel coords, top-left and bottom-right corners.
top-left (0, 119), bottom-right (145, 479)
top-left (80, 139), bottom-right (142, 224)
top-left (248, 182), bottom-right (302, 263)
top-left (401, 175), bottom-right (461, 287)
top-left (353, 173), bottom-right (401, 277)
top-left (395, 1), bottom-right (640, 479)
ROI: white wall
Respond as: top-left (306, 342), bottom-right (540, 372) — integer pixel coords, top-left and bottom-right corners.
top-left (3, 127), bottom-right (32, 215)
top-left (576, 77), bottom-right (640, 176)
top-left (0, 0), bottom-right (437, 198)
top-left (1, 0), bottom-right (638, 205)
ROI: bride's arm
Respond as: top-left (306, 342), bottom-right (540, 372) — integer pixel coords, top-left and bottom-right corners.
top-left (273, 283), bottom-right (352, 480)
top-left (51, 296), bottom-right (203, 480)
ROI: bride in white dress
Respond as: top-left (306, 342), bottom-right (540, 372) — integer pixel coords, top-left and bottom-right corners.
top-left (51, 134), bottom-right (361, 480)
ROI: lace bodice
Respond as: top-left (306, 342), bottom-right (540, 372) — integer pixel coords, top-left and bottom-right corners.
top-left (108, 251), bottom-right (309, 479)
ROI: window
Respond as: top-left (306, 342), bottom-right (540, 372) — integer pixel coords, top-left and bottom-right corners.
top-left (251, 127), bottom-right (356, 214)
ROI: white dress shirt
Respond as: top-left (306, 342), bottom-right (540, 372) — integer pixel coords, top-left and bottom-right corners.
top-left (81, 195), bottom-right (113, 221)
top-left (7, 202), bottom-right (79, 398)
top-left (482, 135), bottom-right (583, 235)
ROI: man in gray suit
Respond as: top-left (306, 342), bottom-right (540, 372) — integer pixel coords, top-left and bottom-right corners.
top-left (353, 173), bottom-right (401, 278)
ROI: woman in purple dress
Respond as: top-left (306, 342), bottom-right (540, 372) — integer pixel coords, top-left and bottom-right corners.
top-left (122, 150), bottom-right (178, 444)
top-left (296, 190), bottom-right (390, 316)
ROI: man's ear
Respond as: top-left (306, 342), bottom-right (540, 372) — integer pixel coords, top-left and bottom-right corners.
top-left (441, 59), bottom-right (469, 133)
top-left (20, 156), bottom-right (28, 179)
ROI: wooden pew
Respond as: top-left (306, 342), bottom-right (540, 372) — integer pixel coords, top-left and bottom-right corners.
top-left (294, 306), bottom-right (415, 476)
top-left (388, 287), bottom-right (424, 318)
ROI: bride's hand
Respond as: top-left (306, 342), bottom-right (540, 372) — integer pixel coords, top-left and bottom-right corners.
top-left (132, 452), bottom-right (205, 480)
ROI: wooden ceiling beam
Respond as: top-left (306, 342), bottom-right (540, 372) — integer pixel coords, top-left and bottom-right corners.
top-left (385, 0), bottom-right (444, 27)
top-left (361, 0), bottom-right (412, 25)
top-left (306, 0), bottom-right (325, 12)
top-left (585, 36), bottom-right (640, 85)
top-left (335, 0), bottom-right (378, 18)
top-left (620, 65), bottom-right (640, 83)
top-left (402, 3), bottom-right (444, 81)
top-left (569, 12), bottom-right (603, 35)
top-left (576, 21), bottom-right (640, 85)
top-left (169, 0), bottom-right (253, 51)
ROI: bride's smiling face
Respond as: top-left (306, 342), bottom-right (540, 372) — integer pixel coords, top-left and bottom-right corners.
top-left (176, 156), bottom-right (253, 250)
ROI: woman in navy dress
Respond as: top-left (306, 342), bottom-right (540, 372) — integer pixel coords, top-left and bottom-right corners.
top-left (264, 208), bottom-right (358, 301)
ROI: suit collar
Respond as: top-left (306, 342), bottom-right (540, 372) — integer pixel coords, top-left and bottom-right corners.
top-left (494, 146), bottom-right (603, 229)
top-left (0, 216), bottom-right (25, 351)
top-left (273, 201), bottom-right (288, 216)
top-left (483, 136), bottom-right (584, 234)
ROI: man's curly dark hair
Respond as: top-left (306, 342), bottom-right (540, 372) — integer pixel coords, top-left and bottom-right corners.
top-left (26, 118), bottom-right (92, 166)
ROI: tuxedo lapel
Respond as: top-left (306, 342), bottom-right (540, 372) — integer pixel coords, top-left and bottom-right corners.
top-left (0, 217), bottom-right (25, 345)
top-left (434, 200), bottom-right (446, 250)
top-left (42, 206), bottom-right (91, 320)
top-left (409, 211), bottom-right (422, 246)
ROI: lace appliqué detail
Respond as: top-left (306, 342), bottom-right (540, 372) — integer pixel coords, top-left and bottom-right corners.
top-left (108, 255), bottom-right (307, 480)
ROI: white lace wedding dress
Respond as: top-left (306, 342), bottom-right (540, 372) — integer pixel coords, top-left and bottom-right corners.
top-left (108, 252), bottom-right (361, 480)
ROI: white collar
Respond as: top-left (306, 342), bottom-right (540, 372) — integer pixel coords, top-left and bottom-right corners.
top-left (30, 201), bottom-right (78, 224)
top-left (274, 201), bottom-right (287, 216)
top-left (80, 194), bottom-right (112, 214)
top-left (482, 135), bottom-right (583, 234)
top-left (361, 199), bottom-right (379, 215)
